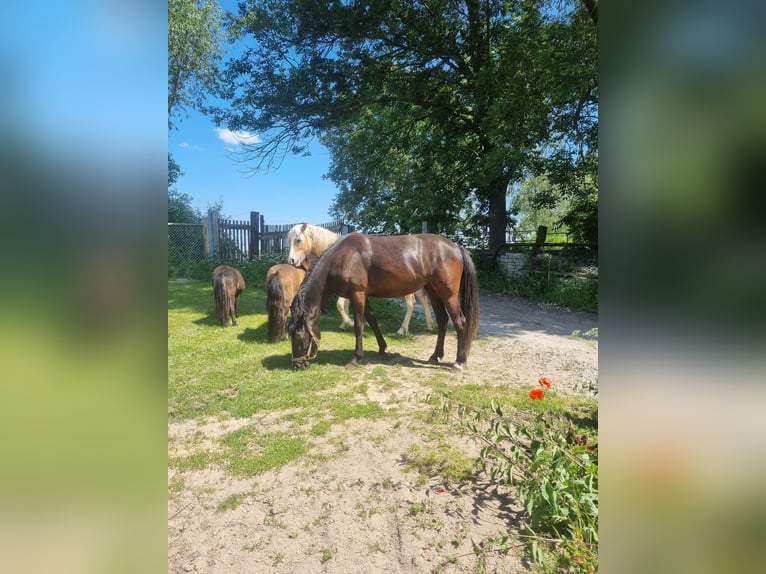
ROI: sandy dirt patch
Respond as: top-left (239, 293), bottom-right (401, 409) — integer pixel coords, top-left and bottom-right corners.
top-left (169, 292), bottom-right (597, 573)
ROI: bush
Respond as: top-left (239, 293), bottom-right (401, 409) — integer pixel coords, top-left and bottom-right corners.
top-left (442, 394), bottom-right (598, 572)
top-left (475, 255), bottom-right (597, 313)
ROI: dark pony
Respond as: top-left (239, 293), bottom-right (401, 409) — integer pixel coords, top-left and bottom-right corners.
top-left (265, 253), bottom-right (317, 343)
top-left (212, 265), bottom-right (245, 327)
top-left (288, 233), bottom-right (480, 370)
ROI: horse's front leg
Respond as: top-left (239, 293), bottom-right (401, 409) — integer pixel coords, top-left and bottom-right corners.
top-left (346, 293), bottom-right (367, 368)
top-left (364, 298), bottom-right (387, 355)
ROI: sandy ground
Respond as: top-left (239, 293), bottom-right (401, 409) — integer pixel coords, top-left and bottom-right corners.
top-left (168, 291), bottom-right (598, 573)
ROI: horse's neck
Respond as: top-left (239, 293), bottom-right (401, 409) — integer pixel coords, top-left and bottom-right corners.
top-left (312, 228), bottom-right (341, 256)
top-left (301, 261), bottom-right (330, 310)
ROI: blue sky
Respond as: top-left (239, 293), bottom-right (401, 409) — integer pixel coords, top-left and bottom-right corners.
top-left (168, 0), bottom-right (341, 226)
top-left (169, 107), bottom-right (341, 226)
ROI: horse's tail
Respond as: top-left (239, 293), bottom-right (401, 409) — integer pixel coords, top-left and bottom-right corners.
top-left (214, 274), bottom-right (231, 327)
top-left (266, 273), bottom-right (287, 342)
top-left (459, 247), bottom-right (480, 358)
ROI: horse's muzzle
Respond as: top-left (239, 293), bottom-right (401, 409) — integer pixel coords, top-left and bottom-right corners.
top-left (292, 360), bottom-right (310, 370)
top-left (291, 335), bottom-right (318, 369)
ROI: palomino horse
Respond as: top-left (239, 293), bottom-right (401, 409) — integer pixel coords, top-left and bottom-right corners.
top-left (288, 233), bottom-right (480, 369)
top-left (286, 223), bottom-right (434, 334)
top-left (265, 253), bottom-right (317, 343)
top-left (212, 265), bottom-right (245, 327)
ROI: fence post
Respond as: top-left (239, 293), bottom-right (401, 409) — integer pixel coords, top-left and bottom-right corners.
top-left (533, 225), bottom-right (547, 257)
top-left (421, 221), bottom-right (429, 234)
top-left (250, 211), bottom-right (260, 258)
top-left (260, 214), bottom-right (266, 253)
top-left (204, 209), bottom-right (219, 259)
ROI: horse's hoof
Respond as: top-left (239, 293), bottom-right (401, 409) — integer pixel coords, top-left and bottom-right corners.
top-left (396, 329), bottom-right (406, 336)
top-left (452, 363), bottom-right (465, 371)
top-left (345, 361), bottom-right (359, 369)
top-left (427, 356), bottom-right (439, 364)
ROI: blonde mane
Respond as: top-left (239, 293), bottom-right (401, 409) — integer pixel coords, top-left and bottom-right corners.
top-left (287, 223), bottom-right (341, 266)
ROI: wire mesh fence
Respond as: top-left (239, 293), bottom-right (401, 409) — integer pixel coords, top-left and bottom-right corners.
top-left (168, 223), bottom-right (205, 276)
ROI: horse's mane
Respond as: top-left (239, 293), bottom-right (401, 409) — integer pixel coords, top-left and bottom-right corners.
top-left (287, 223), bottom-right (341, 257)
top-left (308, 225), bottom-right (341, 254)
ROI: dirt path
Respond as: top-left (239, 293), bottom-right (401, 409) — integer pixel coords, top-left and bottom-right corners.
top-left (168, 292), bottom-right (597, 573)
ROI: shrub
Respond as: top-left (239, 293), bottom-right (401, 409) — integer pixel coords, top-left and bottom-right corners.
top-left (441, 394), bottom-right (598, 572)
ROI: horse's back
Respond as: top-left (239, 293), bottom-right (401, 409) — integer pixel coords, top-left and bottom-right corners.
top-left (327, 233), bottom-right (463, 298)
top-left (266, 264), bottom-right (306, 303)
top-left (213, 265), bottom-right (245, 292)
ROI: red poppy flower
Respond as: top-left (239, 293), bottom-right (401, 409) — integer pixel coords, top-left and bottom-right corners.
top-left (529, 389), bottom-right (545, 400)
top-left (539, 377), bottom-right (553, 389)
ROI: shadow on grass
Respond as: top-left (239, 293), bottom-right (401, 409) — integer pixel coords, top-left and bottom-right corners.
top-left (193, 313), bottom-right (222, 327)
top-left (261, 348), bottom-right (460, 373)
top-left (237, 324), bottom-right (271, 344)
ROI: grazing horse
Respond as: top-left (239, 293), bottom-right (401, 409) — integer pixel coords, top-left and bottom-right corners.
top-left (286, 223), bottom-right (434, 334)
top-left (212, 265), bottom-right (245, 327)
top-left (288, 233), bottom-right (480, 370)
top-left (265, 253), bottom-right (317, 343)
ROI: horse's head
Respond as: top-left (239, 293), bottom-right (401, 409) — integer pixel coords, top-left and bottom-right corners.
top-left (287, 223), bottom-right (310, 267)
top-left (288, 302), bottom-right (320, 370)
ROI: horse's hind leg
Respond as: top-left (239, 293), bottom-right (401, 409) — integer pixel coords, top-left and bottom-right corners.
top-left (364, 298), bottom-right (387, 356)
top-left (229, 288), bottom-right (238, 326)
top-left (397, 294), bottom-right (415, 335)
top-left (415, 289), bottom-right (434, 331)
top-left (424, 287), bottom-right (449, 364)
top-left (337, 297), bottom-right (354, 330)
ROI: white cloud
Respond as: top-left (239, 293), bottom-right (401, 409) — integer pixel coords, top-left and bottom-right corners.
top-left (215, 127), bottom-right (262, 147)
top-left (177, 141), bottom-right (201, 150)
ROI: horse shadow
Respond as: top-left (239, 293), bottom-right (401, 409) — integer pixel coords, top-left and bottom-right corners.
top-left (193, 313), bottom-right (222, 327)
top-left (261, 348), bottom-right (462, 372)
top-left (237, 324), bottom-right (271, 344)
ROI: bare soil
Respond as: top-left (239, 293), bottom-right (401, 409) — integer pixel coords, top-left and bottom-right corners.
top-left (168, 291), bottom-right (598, 573)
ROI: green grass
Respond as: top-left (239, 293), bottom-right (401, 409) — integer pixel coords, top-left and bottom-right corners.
top-left (404, 443), bottom-right (476, 485)
top-left (217, 492), bottom-right (248, 512)
top-left (169, 275), bottom-right (598, 570)
top-left (168, 280), bottom-right (424, 475)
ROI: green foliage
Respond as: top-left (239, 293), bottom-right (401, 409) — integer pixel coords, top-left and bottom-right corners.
top-left (476, 256), bottom-right (598, 314)
top-left (168, 189), bottom-right (203, 224)
top-left (168, 0), bottom-right (228, 126)
top-left (443, 395), bottom-right (598, 572)
top-left (214, 0), bottom-right (597, 249)
top-left (168, 153), bottom-right (183, 188)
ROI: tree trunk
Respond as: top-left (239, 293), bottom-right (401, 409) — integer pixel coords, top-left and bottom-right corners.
top-left (487, 180), bottom-right (508, 251)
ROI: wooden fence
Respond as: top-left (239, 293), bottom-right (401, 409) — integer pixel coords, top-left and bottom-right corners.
top-left (203, 210), bottom-right (353, 264)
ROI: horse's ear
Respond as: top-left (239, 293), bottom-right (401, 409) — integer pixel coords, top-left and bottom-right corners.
top-left (300, 223), bottom-right (308, 233)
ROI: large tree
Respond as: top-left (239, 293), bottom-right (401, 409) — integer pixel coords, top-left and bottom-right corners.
top-left (213, 0), bottom-right (596, 249)
top-left (168, 0), bottom-right (228, 127)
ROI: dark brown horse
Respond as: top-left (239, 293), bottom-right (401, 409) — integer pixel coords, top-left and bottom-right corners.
top-left (212, 265), bottom-right (245, 327)
top-left (288, 233), bottom-right (480, 369)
